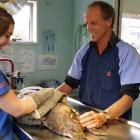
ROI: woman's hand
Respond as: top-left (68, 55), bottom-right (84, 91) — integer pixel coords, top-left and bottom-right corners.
top-left (80, 111), bottom-right (108, 128)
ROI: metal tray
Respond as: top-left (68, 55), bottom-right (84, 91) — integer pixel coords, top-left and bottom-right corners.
top-left (14, 97), bottom-right (140, 140)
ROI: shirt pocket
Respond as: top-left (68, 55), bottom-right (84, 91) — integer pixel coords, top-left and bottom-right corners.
top-left (102, 70), bottom-right (120, 92)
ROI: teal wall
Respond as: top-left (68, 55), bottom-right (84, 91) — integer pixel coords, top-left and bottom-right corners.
top-left (12, 0), bottom-right (73, 86)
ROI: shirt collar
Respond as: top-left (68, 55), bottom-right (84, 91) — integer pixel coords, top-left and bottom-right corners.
top-left (89, 31), bottom-right (120, 49)
top-left (108, 31), bottom-right (120, 47)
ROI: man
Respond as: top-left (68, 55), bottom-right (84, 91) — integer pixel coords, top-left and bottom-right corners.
top-left (57, 1), bottom-right (140, 128)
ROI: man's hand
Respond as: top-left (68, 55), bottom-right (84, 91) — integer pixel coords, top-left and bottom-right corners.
top-left (56, 83), bottom-right (72, 95)
top-left (80, 111), bottom-right (108, 128)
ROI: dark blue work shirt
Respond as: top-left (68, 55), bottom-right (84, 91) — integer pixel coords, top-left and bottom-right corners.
top-left (68, 32), bottom-right (140, 120)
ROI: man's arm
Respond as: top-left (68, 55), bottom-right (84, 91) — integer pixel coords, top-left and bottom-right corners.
top-left (105, 94), bottom-right (133, 120)
top-left (105, 83), bottom-right (140, 120)
top-left (56, 83), bottom-right (72, 95)
top-left (56, 75), bottom-right (80, 94)
top-left (80, 83), bottom-right (139, 128)
top-left (80, 94), bottom-right (133, 128)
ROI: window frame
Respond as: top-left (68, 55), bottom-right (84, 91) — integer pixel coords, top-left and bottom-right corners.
top-left (12, 0), bottom-right (37, 44)
top-left (120, 14), bottom-right (140, 53)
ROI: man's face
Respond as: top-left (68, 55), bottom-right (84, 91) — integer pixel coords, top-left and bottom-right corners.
top-left (0, 24), bottom-right (14, 50)
top-left (84, 6), bottom-right (112, 42)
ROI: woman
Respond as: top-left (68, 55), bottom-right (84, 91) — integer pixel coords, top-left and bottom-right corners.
top-left (0, 7), bottom-right (36, 139)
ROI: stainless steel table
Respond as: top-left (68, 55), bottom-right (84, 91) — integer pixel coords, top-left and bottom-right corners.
top-left (14, 97), bottom-right (140, 140)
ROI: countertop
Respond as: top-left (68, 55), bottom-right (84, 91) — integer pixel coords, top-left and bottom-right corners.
top-left (14, 97), bottom-right (140, 140)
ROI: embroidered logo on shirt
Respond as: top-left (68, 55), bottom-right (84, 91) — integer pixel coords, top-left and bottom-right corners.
top-left (106, 70), bottom-right (112, 77)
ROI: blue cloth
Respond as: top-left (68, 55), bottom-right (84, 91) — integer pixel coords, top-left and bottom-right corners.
top-left (0, 70), bottom-right (13, 140)
top-left (68, 32), bottom-right (140, 119)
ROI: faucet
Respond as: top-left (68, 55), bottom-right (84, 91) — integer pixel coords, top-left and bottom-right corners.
top-left (0, 58), bottom-right (14, 88)
top-left (13, 71), bottom-right (25, 90)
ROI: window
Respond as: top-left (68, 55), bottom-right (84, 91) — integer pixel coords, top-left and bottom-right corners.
top-left (12, 0), bottom-right (37, 43)
top-left (120, 0), bottom-right (140, 53)
top-left (121, 14), bottom-right (140, 53)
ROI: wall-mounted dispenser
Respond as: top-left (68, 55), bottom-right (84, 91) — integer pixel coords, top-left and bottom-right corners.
top-left (0, 0), bottom-right (27, 15)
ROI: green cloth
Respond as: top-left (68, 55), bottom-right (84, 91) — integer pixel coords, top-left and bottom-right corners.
top-left (25, 88), bottom-right (66, 119)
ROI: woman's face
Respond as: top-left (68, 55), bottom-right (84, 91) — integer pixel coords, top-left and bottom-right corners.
top-left (0, 24), bottom-right (14, 50)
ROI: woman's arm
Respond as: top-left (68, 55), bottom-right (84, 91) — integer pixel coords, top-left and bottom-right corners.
top-left (0, 89), bottom-right (35, 117)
